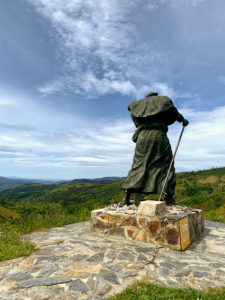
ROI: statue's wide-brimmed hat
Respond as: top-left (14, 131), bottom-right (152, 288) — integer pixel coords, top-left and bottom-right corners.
top-left (146, 91), bottom-right (158, 97)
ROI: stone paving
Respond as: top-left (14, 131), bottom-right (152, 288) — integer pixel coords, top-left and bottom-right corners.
top-left (0, 220), bottom-right (224, 299)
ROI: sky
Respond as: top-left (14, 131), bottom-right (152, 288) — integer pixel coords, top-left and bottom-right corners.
top-left (0, 0), bottom-right (225, 180)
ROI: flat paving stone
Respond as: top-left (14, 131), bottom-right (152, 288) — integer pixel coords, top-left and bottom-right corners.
top-left (69, 279), bottom-right (88, 292)
top-left (9, 272), bottom-right (32, 281)
top-left (136, 253), bottom-right (149, 264)
top-left (118, 271), bottom-right (137, 278)
top-left (117, 251), bottom-right (135, 261)
top-left (95, 278), bottom-right (112, 295)
top-left (0, 220), bottom-right (224, 299)
top-left (18, 277), bottom-right (72, 288)
top-left (87, 253), bottom-right (104, 262)
top-left (104, 263), bottom-right (123, 272)
top-left (192, 271), bottom-right (211, 278)
top-left (99, 269), bottom-right (119, 285)
top-left (25, 286), bottom-right (62, 300)
top-left (36, 265), bottom-right (58, 277)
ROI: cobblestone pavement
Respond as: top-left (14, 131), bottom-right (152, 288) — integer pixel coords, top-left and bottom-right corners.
top-left (0, 220), bottom-right (224, 299)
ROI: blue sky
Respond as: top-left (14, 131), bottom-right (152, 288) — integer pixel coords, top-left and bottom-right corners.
top-left (0, 0), bottom-right (225, 179)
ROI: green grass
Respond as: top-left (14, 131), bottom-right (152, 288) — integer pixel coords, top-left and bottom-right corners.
top-left (0, 223), bottom-right (36, 261)
top-left (0, 203), bottom-right (91, 261)
top-left (109, 281), bottom-right (225, 300)
top-left (0, 205), bottom-right (20, 220)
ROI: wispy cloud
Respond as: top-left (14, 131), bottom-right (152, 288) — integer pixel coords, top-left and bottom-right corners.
top-left (25, 0), bottom-right (212, 100)
top-left (1, 98), bottom-right (225, 178)
top-left (25, 0), bottom-right (171, 97)
top-left (37, 80), bottom-right (65, 95)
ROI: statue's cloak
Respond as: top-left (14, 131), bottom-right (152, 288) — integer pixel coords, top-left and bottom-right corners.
top-left (121, 128), bottom-right (175, 194)
top-left (128, 96), bottom-right (174, 118)
top-left (122, 95), bottom-right (178, 195)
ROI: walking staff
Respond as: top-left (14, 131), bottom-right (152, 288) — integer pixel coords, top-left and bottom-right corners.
top-left (158, 125), bottom-right (186, 202)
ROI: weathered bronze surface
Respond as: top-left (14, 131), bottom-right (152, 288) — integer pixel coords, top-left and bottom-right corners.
top-left (122, 92), bottom-right (188, 202)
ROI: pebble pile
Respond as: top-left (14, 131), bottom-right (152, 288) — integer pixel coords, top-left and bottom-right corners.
top-left (100, 203), bottom-right (197, 216)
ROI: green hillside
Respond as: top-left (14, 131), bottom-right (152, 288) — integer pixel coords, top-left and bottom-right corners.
top-left (0, 205), bottom-right (20, 221)
top-left (0, 167), bottom-right (225, 223)
top-left (70, 176), bottom-right (125, 184)
top-left (175, 167), bottom-right (225, 222)
top-left (0, 177), bottom-right (34, 191)
top-left (0, 167), bottom-right (224, 261)
top-left (0, 177), bottom-right (55, 191)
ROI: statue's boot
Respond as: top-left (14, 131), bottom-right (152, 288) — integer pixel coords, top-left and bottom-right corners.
top-left (164, 194), bottom-right (176, 206)
top-left (119, 190), bottom-right (131, 207)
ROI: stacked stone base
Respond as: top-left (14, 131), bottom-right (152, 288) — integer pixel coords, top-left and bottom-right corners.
top-left (91, 201), bottom-right (204, 251)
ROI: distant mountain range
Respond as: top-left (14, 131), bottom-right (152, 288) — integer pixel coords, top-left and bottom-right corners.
top-left (0, 176), bottom-right (125, 192)
top-left (69, 176), bottom-right (125, 184)
top-left (0, 177), bottom-right (56, 192)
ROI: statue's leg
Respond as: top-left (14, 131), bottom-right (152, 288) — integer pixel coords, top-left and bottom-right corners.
top-left (119, 190), bottom-right (131, 207)
top-left (164, 193), bottom-right (176, 206)
top-left (125, 189), bottom-right (131, 205)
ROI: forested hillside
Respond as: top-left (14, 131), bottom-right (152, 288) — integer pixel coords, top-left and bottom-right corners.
top-left (0, 176), bottom-right (125, 192)
top-left (0, 167), bottom-right (224, 261)
top-left (0, 177), bottom-right (55, 191)
top-left (0, 177), bottom-right (35, 192)
top-left (0, 167), bottom-right (225, 223)
top-left (175, 167), bottom-right (225, 222)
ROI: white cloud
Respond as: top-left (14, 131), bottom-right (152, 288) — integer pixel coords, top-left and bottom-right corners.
top-left (1, 101), bottom-right (225, 178)
top-left (169, 105), bottom-right (225, 171)
top-left (24, 0), bottom-right (213, 99)
top-left (148, 82), bottom-right (176, 98)
top-left (77, 72), bottom-right (138, 96)
top-left (0, 118), bottom-right (134, 170)
top-left (25, 0), bottom-right (169, 97)
top-left (37, 80), bottom-right (64, 95)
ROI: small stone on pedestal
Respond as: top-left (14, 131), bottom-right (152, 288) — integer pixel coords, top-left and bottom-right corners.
top-left (137, 200), bottom-right (167, 217)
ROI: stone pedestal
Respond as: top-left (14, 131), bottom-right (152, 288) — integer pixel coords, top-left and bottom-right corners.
top-left (91, 200), bottom-right (204, 251)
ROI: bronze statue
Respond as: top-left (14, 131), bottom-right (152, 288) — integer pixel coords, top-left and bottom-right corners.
top-left (121, 92), bottom-right (189, 206)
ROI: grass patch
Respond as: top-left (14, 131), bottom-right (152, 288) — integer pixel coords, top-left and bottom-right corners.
top-left (0, 225), bottom-right (35, 261)
top-left (109, 281), bottom-right (225, 300)
top-left (0, 204), bottom-right (91, 261)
